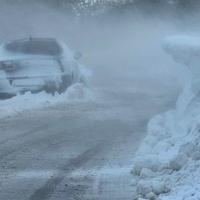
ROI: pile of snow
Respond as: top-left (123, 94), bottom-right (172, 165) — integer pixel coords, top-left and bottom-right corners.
top-left (0, 83), bottom-right (94, 119)
top-left (163, 35), bottom-right (200, 79)
top-left (131, 35), bottom-right (200, 200)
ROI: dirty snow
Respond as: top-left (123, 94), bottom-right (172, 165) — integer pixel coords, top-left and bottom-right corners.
top-left (132, 35), bottom-right (200, 200)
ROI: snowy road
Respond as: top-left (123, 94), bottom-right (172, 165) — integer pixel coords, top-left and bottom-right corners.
top-left (0, 80), bottom-right (176, 200)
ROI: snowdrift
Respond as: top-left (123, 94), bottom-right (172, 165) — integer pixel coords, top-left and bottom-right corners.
top-left (0, 82), bottom-right (94, 119)
top-left (132, 35), bottom-right (200, 200)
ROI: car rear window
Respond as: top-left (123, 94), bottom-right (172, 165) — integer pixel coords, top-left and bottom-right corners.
top-left (5, 39), bottom-right (62, 56)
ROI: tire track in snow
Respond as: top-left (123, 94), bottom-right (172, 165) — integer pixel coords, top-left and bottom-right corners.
top-left (29, 142), bottom-right (105, 200)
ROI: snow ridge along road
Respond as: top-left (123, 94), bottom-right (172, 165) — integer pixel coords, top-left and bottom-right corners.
top-left (131, 36), bottom-right (200, 200)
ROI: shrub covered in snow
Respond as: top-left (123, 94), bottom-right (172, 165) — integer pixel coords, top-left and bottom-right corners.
top-left (131, 35), bottom-right (200, 200)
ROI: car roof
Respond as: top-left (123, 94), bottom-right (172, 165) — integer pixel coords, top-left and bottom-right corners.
top-left (4, 38), bottom-right (63, 57)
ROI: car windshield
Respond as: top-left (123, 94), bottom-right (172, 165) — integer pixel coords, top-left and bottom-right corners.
top-left (5, 39), bottom-right (62, 56)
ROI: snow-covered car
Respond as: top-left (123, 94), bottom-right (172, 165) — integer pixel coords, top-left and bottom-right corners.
top-left (0, 38), bottom-right (82, 99)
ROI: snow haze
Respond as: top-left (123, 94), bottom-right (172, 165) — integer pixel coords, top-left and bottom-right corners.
top-left (0, 1), bottom-right (190, 89)
top-left (0, 1), bottom-right (200, 200)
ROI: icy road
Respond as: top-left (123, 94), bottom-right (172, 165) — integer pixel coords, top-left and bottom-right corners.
top-left (0, 77), bottom-right (176, 200)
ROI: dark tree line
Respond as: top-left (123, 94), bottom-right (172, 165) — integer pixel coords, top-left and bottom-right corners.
top-left (2, 0), bottom-right (200, 16)
top-left (41, 0), bottom-right (200, 16)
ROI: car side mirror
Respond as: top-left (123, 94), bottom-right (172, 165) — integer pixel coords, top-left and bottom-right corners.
top-left (73, 51), bottom-right (82, 60)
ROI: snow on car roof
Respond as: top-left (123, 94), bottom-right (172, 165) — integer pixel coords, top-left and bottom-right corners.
top-left (4, 38), bottom-right (63, 57)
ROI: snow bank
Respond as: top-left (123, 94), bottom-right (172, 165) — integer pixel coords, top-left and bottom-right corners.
top-left (132, 35), bottom-right (200, 200)
top-left (163, 35), bottom-right (200, 79)
top-left (0, 83), bottom-right (94, 119)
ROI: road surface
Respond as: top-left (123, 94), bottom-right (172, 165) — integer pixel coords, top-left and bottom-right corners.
top-left (0, 78), bottom-right (177, 200)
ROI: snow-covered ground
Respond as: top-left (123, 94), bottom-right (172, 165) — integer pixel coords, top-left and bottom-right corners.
top-left (0, 83), bottom-right (94, 119)
top-left (131, 35), bottom-right (200, 200)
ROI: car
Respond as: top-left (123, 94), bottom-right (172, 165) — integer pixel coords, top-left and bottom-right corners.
top-left (0, 37), bottom-right (83, 99)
